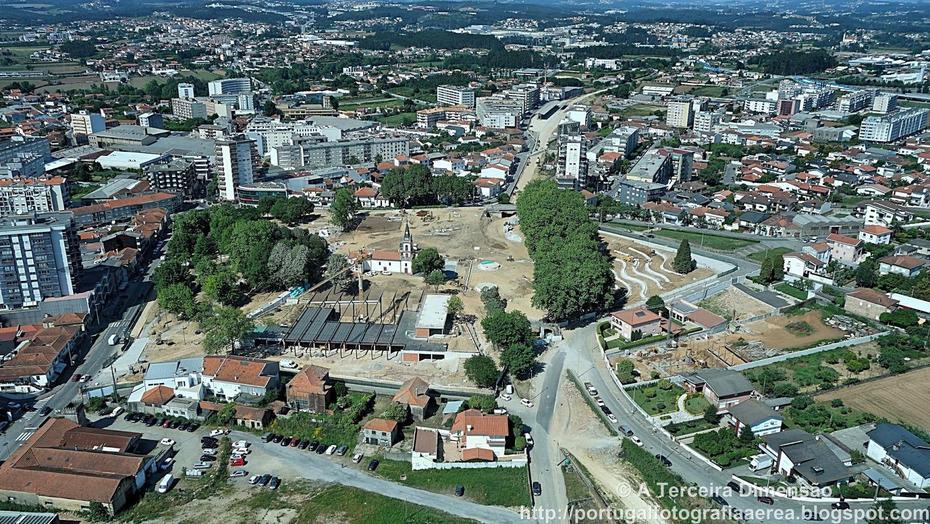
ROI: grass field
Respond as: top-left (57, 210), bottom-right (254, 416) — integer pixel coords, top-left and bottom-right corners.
top-left (619, 104), bottom-right (664, 118)
top-left (296, 485), bottom-right (477, 524)
top-left (748, 247), bottom-right (792, 263)
top-left (684, 394), bottom-right (711, 415)
top-left (655, 229), bottom-right (756, 250)
top-left (375, 111), bottom-right (416, 126)
top-left (341, 97), bottom-right (405, 111)
top-left (688, 85), bottom-right (727, 97)
top-left (372, 458), bottom-right (531, 507)
top-left (775, 282), bottom-right (808, 300)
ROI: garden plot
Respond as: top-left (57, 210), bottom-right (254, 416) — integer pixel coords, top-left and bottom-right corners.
top-left (602, 235), bottom-right (713, 303)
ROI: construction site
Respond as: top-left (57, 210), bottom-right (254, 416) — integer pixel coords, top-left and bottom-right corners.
top-left (602, 233), bottom-right (714, 304)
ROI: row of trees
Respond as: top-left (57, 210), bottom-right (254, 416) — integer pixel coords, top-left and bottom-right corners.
top-left (464, 286), bottom-right (538, 387)
top-left (380, 165), bottom-right (475, 207)
top-left (516, 180), bottom-right (616, 320)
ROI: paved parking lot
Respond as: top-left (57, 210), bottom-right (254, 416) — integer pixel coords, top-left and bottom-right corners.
top-left (104, 416), bottom-right (207, 471)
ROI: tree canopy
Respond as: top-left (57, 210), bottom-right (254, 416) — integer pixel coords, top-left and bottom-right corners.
top-left (464, 355), bottom-right (500, 388)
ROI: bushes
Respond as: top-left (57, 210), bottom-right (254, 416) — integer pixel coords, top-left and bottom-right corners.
top-left (692, 428), bottom-right (758, 467)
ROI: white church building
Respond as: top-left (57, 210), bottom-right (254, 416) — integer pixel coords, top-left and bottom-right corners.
top-left (357, 221), bottom-right (415, 274)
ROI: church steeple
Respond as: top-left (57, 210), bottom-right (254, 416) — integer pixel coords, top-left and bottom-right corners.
top-left (400, 221), bottom-right (413, 260)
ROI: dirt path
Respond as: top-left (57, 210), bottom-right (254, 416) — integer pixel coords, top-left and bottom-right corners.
top-left (549, 380), bottom-right (669, 524)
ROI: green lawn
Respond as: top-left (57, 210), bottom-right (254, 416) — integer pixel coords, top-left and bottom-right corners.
top-left (688, 85), bottom-right (727, 97)
top-left (372, 458), bottom-right (531, 507)
top-left (655, 229), bottom-right (756, 250)
top-left (774, 282), bottom-right (808, 300)
top-left (684, 394), bottom-right (711, 415)
top-left (376, 111), bottom-right (416, 126)
top-left (629, 381), bottom-right (684, 416)
top-left (619, 104), bottom-right (664, 118)
top-left (340, 97), bottom-right (405, 111)
top-left (747, 247), bottom-right (792, 263)
top-left (666, 418), bottom-right (717, 436)
top-left (296, 485), bottom-right (477, 524)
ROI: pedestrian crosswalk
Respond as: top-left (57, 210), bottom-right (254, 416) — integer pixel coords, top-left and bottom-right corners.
top-left (15, 431), bottom-right (34, 442)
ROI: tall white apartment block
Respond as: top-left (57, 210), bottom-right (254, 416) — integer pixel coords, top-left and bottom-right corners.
top-left (0, 212), bottom-right (80, 309)
top-left (556, 135), bottom-right (588, 190)
top-left (177, 83), bottom-right (195, 99)
top-left (666, 99), bottom-right (694, 128)
top-left (214, 137), bottom-right (259, 201)
top-left (436, 85), bottom-right (476, 109)
top-left (872, 93), bottom-right (898, 114)
top-left (70, 110), bottom-right (105, 138)
top-left (837, 89), bottom-right (874, 113)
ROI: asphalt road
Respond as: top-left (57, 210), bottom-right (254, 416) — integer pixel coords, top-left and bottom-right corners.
top-left (560, 323), bottom-right (930, 523)
top-left (0, 265), bottom-right (157, 460)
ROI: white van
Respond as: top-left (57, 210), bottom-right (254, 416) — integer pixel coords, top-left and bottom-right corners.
top-left (156, 474), bottom-right (174, 494)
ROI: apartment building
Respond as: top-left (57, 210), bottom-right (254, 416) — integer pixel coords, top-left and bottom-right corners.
top-left (70, 110), bottom-right (105, 141)
top-left (0, 212), bottom-right (81, 310)
top-left (694, 109), bottom-right (724, 133)
top-left (556, 135), bottom-right (588, 190)
top-left (208, 77), bottom-right (251, 96)
top-left (171, 98), bottom-right (208, 120)
top-left (177, 82), bottom-right (195, 98)
top-left (0, 136), bottom-right (51, 178)
top-left (627, 149), bottom-right (673, 185)
top-left (0, 177), bottom-right (69, 217)
top-left (872, 93), bottom-right (898, 114)
top-left (145, 160), bottom-right (196, 196)
top-left (666, 99), bottom-right (694, 128)
top-left (859, 108), bottom-right (929, 143)
top-left (215, 137), bottom-right (259, 201)
top-left (837, 89), bottom-right (874, 113)
top-left (475, 97), bottom-right (522, 128)
top-left (436, 85), bottom-right (476, 108)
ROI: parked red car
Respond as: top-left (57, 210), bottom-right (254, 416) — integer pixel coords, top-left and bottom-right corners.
top-left (229, 457), bottom-right (246, 467)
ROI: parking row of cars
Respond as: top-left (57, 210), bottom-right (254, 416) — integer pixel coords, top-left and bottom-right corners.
top-left (248, 473), bottom-right (281, 490)
top-left (125, 412), bottom-right (201, 432)
top-left (260, 433), bottom-right (380, 471)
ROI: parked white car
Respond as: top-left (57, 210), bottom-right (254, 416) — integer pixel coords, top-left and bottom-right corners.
top-left (159, 438), bottom-right (175, 447)
top-left (499, 393), bottom-right (512, 402)
top-left (492, 407), bottom-right (508, 415)
top-left (630, 436), bottom-right (644, 447)
top-left (233, 447), bottom-right (250, 455)
top-left (280, 359), bottom-right (298, 369)
top-left (210, 429), bottom-right (228, 437)
top-left (607, 413), bottom-right (618, 423)
top-left (352, 453), bottom-right (364, 464)
top-left (325, 445), bottom-right (337, 455)
top-left (524, 432), bottom-right (534, 447)
top-left (233, 440), bottom-right (250, 448)
top-left (521, 398), bottom-right (534, 408)
top-left (192, 462), bottom-right (213, 470)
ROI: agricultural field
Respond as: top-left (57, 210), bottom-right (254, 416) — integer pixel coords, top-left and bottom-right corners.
top-left (372, 458), bottom-right (531, 507)
top-left (817, 367), bottom-right (930, 433)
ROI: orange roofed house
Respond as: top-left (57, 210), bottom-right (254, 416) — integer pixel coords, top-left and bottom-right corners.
top-left (450, 409), bottom-right (509, 458)
top-left (201, 356), bottom-right (279, 401)
top-left (0, 417), bottom-right (158, 515)
top-left (286, 365), bottom-right (334, 412)
top-left (392, 376), bottom-right (433, 421)
top-left (609, 307), bottom-right (662, 341)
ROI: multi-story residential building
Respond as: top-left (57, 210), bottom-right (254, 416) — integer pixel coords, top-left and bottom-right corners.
top-left (270, 137), bottom-right (409, 170)
top-left (177, 82), bottom-right (195, 99)
top-left (69, 110), bottom-right (105, 142)
top-left (861, 201), bottom-right (913, 227)
top-left (566, 105), bottom-right (592, 129)
top-left (627, 149), bottom-right (673, 185)
top-left (201, 355), bottom-right (279, 400)
top-left (859, 108), bottom-right (930, 143)
top-left (171, 97), bottom-right (207, 120)
top-left (872, 93), bottom-right (898, 114)
top-left (694, 109), bottom-right (724, 134)
top-left (503, 83), bottom-right (540, 114)
top-left (214, 137), bottom-right (259, 201)
top-left (0, 212), bottom-right (80, 310)
top-left (556, 135), bottom-right (588, 190)
top-left (475, 97), bottom-right (522, 128)
top-left (436, 85), bottom-right (476, 108)
top-left (666, 99), bottom-right (694, 128)
top-left (145, 160), bottom-right (196, 197)
top-left (207, 77), bottom-right (251, 96)
top-left (0, 177), bottom-right (68, 216)
top-left (837, 89), bottom-right (875, 113)
top-left (0, 136), bottom-right (51, 178)
top-left (138, 112), bottom-right (164, 129)
top-left (617, 180), bottom-right (666, 206)
top-left (744, 99), bottom-right (777, 114)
